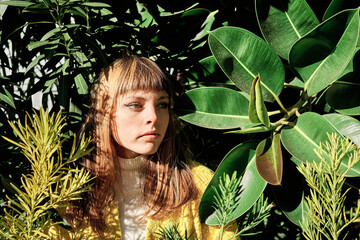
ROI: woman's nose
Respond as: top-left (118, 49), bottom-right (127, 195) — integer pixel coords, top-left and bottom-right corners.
top-left (145, 105), bottom-right (158, 125)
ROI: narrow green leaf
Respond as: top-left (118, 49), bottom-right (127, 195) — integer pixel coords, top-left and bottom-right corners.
top-left (67, 6), bottom-right (87, 19)
top-left (81, 2), bottom-right (110, 8)
top-left (136, 1), bottom-right (157, 27)
top-left (199, 141), bottom-right (267, 225)
top-left (175, 87), bottom-right (250, 129)
top-left (40, 27), bottom-right (61, 41)
top-left (256, 133), bottom-right (283, 185)
top-left (74, 73), bottom-right (88, 95)
top-left (208, 27), bottom-right (285, 102)
top-left (0, 87), bottom-right (16, 109)
top-left (27, 40), bottom-right (49, 51)
top-left (281, 112), bottom-right (360, 177)
top-left (0, 1), bottom-right (32, 7)
top-left (255, 77), bottom-right (270, 127)
top-left (25, 54), bottom-right (45, 74)
top-left (249, 75), bottom-right (261, 123)
top-left (289, 9), bottom-right (360, 96)
top-left (256, 0), bottom-right (319, 59)
top-left (225, 125), bottom-right (274, 134)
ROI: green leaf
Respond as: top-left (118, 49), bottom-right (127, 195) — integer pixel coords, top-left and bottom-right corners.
top-left (323, 0), bottom-right (360, 20)
top-left (255, 77), bottom-right (270, 127)
top-left (25, 54), bottom-right (45, 74)
top-left (289, 9), bottom-right (360, 96)
top-left (0, 87), bottom-right (16, 109)
top-left (249, 75), bottom-right (261, 124)
top-left (208, 26), bottom-right (285, 102)
top-left (256, 133), bottom-right (283, 185)
top-left (281, 112), bottom-right (360, 176)
top-left (199, 141), bottom-right (267, 225)
top-left (323, 113), bottom-right (360, 146)
top-left (0, 1), bottom-right (32, 7)
top-left (40, 27), bottom-right (61, 41)
top-left (174, 87), bottom-right (250, 129)
top-left (225, 125), bottom-right (274, 134)
top-left (74, 73), bottom-right (88, 95)
top-left (27, 40), bottom-right (49, 51)
top-left (326, 80), bottom-right (360, 116)
top-left (256, 0), bottom-right (319, 60)
top-left (81, 2), bottom-right (110, 8)
top-left (136, 1), bottom-right (157, 27)
top-left (67, 6), bottom-right (87, 19)
top-left (325, 48), bottom-right (360, 115)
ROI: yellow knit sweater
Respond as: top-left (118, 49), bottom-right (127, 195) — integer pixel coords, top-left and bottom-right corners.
top-left (48, 161), bottom-right (240, 240)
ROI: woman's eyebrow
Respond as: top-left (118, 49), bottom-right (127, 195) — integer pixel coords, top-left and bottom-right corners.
top-left (158, 96), bottom-right (169, 101)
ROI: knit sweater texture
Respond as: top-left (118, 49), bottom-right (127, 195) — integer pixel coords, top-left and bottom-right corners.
top-left (48, 160), bottom-right (239, 240)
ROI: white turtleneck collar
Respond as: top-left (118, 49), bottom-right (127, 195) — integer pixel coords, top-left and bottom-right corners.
top-left (115, 155), bottom-right (148, 240)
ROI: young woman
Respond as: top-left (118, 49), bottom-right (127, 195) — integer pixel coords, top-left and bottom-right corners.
top-left (50, 55), bottom-right (238, 239)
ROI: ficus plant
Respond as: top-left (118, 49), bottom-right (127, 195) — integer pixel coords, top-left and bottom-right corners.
top-left (174, 0), bottom-right (360, 228)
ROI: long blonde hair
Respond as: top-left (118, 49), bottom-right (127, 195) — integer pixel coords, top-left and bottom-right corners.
top-left (68, 55), bottom-right (198, 235)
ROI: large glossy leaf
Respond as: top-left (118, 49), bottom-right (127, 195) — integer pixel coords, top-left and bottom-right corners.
top-left (256, 0), bottom-right (319, 60)
top-left (174, 87), bottom-right (250, 129)
top-left (256, 133), bottom-right (283, 185)
top-left (323, 114), bottom-right (360, 146)
top-left (325, 48), bottom-right (360, 115)
top-left (208, 27), bottom-right (285, 102)
top-left (199, 141), bottom-right (267, 225)
top-left (281, 112), bottom-right (360, 176)
top-left (272, 157), bottom-right (306, 226)
top-left (289, 9), bottom-right (360, 96)
top-left (326, 80), bottom-right (360, 116)
top-left (323, 0), bottom-right (360, 20)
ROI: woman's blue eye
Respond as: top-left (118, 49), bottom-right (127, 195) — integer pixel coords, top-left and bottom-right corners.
top-left (158, 102), bottom-right (169, 109)
top-left (124, 103), bottom-right (142, 109)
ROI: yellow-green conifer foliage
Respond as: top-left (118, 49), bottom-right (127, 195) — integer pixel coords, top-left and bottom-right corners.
top-left (0, 109), bottom-right (93, 240)
top-left (298, 133), bottom-right (360, 240)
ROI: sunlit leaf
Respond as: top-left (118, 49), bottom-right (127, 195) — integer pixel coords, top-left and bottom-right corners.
top-left (199, 141), bottom-right (267, 225)
top-left (323, 113), bottom-right (360, 146)
top-left (208, 26), bottom-right (285, 102)
top-left (281, 112), bottom-right (360, 176)
top-left (289, 9), bottom-right (360, 96)
top-left (0, 87), bottom-right (16, 109)
top-left (256, 0), bottom-right (319, 59)
top-left (175, 87), bottom-right (250, 129)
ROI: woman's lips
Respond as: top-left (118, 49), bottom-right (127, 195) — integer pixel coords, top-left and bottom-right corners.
top-left (139, 131), bottom-right (160, 140)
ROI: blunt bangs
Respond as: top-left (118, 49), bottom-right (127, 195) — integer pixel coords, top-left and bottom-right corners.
top-left (108, 56), bottom-right (172, 98)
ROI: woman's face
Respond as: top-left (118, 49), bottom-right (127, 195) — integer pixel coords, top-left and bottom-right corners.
top-left (111, 90), bottom-right (170, 158)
